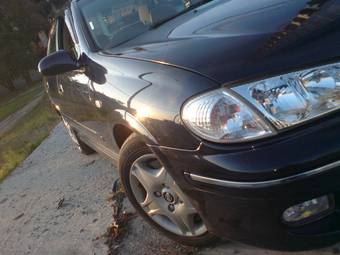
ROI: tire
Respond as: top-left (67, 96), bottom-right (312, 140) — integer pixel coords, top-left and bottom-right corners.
top-left (119, 134), bottom-right (216, 247)
top-left (61, 116), bottom-right (96, 155)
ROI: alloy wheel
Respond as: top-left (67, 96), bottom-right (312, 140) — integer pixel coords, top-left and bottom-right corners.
top-left (129, 154), bottom-right (207, 237)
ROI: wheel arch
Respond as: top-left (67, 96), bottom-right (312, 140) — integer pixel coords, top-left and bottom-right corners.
top-left (113, 124), bottom-right (133, 149)
top-left (113, 110), bottom-right (159, 150)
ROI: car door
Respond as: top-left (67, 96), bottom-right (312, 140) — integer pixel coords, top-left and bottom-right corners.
top-left (57, 14), bottom-right (102, 145)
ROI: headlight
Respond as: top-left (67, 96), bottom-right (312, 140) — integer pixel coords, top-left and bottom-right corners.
top-left (233, 63), bottom-right (340, 129)
top-left (182, 63), bottom-right (340, 143)
top-left (181, 89), bottom-right (274, 143)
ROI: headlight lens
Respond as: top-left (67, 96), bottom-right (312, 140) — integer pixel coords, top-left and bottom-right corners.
top-left (182, 63), bottom-right (340, 143)
top-left (233, 63), bottom-right (340, 129)
top-left (181, 89), bottom-right (274, 143)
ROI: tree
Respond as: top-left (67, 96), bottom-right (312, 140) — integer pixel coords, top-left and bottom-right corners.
top-left (0, 0), bottom-right (50, 90)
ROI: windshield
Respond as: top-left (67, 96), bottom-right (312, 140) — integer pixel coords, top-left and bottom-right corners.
top-left (79, 0), bottom-right (210, 49)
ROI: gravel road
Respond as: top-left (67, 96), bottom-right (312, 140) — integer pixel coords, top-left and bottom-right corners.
top-left (0, 123), bottom-right (339, 255)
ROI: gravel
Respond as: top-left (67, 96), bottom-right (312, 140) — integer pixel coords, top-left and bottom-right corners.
top-left (0, 123), bottom-right (339, 255)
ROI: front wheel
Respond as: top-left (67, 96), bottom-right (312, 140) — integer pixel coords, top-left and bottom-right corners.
top-left (119, 134), bottom-right (215, 247)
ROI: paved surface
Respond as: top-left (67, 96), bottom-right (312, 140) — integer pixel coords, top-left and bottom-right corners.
top-left (0, 123), bottom-right (339, 255)
top-left (0, 93), bottom-right (43, 137)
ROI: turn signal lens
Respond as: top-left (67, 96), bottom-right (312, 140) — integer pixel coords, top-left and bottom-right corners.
top-left (283, 195), bottom-right (331, 224)
top-left (181, 90), bottom-right (273, 143)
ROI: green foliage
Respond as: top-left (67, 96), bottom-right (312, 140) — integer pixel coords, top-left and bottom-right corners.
top-left (0, 96), bottom-right (59, 182)
top-left (0, 85), bottom-right (42, 121)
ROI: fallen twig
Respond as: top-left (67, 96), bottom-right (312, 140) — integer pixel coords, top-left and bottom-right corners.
top-left (105, 178), bottom-right (136, 255)
top-left (56, 197), bottom-right (65, 210)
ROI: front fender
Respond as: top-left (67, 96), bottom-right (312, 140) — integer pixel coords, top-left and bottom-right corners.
top-left (114, 109), bottom-right (158, 146)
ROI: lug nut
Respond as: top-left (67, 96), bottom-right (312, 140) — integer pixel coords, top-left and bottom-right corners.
top-left (154, 191), bottom-right (162, 197)
top-left (168, 204), bottom-right (175, 212)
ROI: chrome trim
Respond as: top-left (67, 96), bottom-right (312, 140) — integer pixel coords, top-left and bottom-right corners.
top-left (149, 142), bottom-right (203, 153)
top-left (185, 160), bottom-right (340, 189)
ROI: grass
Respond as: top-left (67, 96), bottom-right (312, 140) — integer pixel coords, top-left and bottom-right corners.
top-left (0, 96), bottom-right (59, 182)
top-left (0, 85), bottom-right (43, 121)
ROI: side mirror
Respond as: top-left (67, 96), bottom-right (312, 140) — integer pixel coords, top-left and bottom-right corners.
top-left (38, 50), bottom-right (80, 76)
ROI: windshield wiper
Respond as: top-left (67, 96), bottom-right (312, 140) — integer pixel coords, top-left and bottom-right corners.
top-left (150, 0), bottom-right (214, 29)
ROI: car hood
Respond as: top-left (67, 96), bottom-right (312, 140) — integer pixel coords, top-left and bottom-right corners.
top-left (104, 0), bottom-right (340, 84)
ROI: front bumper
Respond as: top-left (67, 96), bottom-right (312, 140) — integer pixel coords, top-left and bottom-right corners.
top-left (184, 164), bottom-right (340, 251)
top-left (150, 114), bottom-right (340, 251)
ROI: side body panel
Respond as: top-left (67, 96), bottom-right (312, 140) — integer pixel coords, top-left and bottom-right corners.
top-left (86, 52), bottom-right (219, 153)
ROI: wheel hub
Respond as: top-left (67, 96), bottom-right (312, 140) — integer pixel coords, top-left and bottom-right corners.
top-left (162, 188), bottom-right (177, 204)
